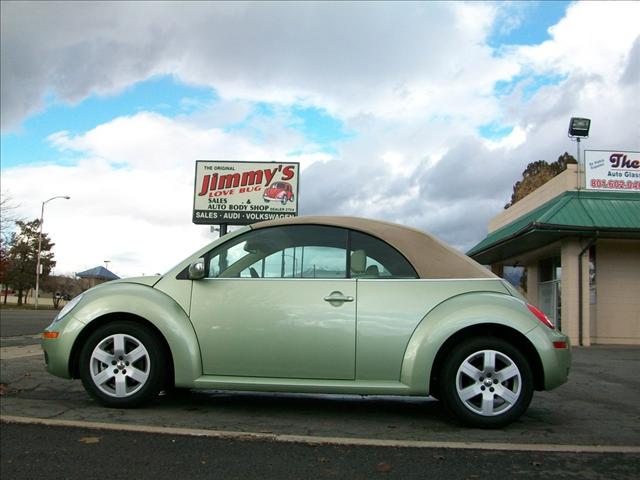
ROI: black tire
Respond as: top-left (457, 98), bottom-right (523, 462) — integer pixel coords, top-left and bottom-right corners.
top-left (79, 321), bottom-right (167, 408)
top-left (439, 337), bottom-right (533, 428)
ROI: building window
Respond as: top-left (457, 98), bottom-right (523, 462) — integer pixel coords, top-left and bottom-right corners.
top-left (539, 256), bottom-right (562, 330)
top-left (503, 266), bottom-right (526, 294)
top-left (589, 245), bottom-right (597, 305)
top-left (539, 257), bottom-right (561, 282)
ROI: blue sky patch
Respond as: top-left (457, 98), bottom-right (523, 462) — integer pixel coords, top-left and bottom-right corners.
top-left (494, 72), bottom-right (568, 100)
top-left (225, 103), bottom-right (354, 150)
top-left (489, 1), bottom-right (571, 48)
top-left (478, 123), bottom-right (514, 141)
top-left (289, 106), bottom-right (354, 145)
top-left (1, 75), bottom-right (217, 169)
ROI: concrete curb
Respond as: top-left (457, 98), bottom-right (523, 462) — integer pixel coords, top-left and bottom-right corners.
top-left (2, 415), bottom-right (639, 454)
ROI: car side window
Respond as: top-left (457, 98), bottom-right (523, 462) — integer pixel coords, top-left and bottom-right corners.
top-left (349, 230), bottom-right (418, 279)
top-left (206, 225), bottom-right (349, 279)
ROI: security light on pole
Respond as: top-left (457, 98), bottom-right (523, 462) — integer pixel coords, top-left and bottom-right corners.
top-left (568, 117), bottom-right (591, 190)
top-left (568, 117), bottom-right (591, 138)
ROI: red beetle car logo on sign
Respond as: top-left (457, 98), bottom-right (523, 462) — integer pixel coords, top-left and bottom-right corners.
top-left (263, 182), bottom-right (295, 205)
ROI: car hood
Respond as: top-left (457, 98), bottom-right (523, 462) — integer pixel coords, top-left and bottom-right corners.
top-left (109, 275), bottom-right (163, 287)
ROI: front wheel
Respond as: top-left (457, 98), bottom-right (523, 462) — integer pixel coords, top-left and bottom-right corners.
top-left (439, 337), bottom-right (533, 428)
top-left (79, 321), bottom-right (167, 408)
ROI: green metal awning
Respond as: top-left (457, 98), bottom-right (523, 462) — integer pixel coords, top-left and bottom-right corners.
top-left (467, 191), bottom-right (640, 265)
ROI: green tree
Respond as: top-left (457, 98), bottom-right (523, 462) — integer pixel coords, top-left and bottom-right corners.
top-left (5, 220), bottom-right (56, 306)
top-left (505, 152), bottom-right (577, 209)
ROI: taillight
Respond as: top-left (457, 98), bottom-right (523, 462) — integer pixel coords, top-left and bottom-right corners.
top-left (527, 303), bottom-right (555, 329)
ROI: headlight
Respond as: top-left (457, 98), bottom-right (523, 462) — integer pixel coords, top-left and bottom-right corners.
top-left (53, 293), bottom-right (84, 323)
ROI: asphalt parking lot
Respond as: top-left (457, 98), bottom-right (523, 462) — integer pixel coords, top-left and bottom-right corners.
top-left (1, 308), bottom-right (639, 449)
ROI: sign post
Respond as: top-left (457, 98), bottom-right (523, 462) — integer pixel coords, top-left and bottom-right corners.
top-left (193, 161), bottom-right (300, 231)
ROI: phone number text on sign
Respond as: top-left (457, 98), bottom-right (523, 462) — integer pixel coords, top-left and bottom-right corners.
top-left (590, 179), bottom-right (640, 190)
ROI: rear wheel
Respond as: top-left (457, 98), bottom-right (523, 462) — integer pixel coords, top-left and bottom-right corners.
top-left (79, 321), bottom-right (167, 408)
top-left (439, 337), bottom-right (533, 428)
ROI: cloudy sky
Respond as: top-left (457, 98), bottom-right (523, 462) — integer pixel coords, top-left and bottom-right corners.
top-left (1, 1), bottom-right (639, 277)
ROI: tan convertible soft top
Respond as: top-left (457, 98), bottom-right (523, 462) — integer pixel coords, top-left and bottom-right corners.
top-left (252, 216), bottom-right (495, 279)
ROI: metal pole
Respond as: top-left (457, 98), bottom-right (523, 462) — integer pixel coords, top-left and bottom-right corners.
top-left (219, 224), bottom-right (228, 237)
top-left (34, 195), bottom-right (70, 309)
top-left (576, 137), bottom-right (581, 190)
top-left (34, 202), bottom-right (45, 310)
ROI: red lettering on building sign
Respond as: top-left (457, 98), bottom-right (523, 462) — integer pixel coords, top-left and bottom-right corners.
top-left (610, 153), bottom-right (640, 169)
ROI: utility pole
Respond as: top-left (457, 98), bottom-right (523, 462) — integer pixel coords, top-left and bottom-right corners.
top-left (35, 196), bottom-right (70, 309)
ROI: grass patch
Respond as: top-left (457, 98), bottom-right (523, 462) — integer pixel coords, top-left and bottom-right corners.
top-left (0, 303), bottom-right (59, 311)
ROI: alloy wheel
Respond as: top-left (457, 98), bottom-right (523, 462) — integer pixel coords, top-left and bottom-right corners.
top-left (455, 349), bottom-right (522, 416)
top-left (89, 333), bottom-right (151, 398)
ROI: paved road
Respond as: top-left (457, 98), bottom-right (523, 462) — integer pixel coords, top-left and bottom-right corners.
top-left (1, 343), bottom-right (639, 447)
top-left (1, 308), bottom-right (639, 478)
top-left (0, 309), bottom-right (57, 337)
top-left (2, 422), bottom-right (638, 480)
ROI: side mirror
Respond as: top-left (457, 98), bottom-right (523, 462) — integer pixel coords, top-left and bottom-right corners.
top-left (188, 259), bottom-right (206, 280)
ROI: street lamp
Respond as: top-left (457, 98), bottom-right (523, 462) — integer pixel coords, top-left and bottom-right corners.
top-left (568, 117), bottom-right (591, 190)
top-left (35, 195), bottom-right (70, 309)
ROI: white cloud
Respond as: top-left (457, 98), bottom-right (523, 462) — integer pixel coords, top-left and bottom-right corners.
top-left (2, 1), bottom-right (516, 129)
top-left (510, 2), bottom-right (640, 81)
top-left (2, 157), bottom-right (206, 276)
top-left (3, 110), bottom-right (336, 276)
top-left (484, 126), bottom-right (528, 151)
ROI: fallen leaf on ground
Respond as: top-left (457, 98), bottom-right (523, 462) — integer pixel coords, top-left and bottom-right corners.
top-left (375, 462), bottom-right (392, 473)
top-left (79, 437), bottom-right (101, 444)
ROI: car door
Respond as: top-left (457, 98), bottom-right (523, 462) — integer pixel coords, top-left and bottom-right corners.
top-left (189, 225), bottom-right (356, 380)
top-left (347, 230), bottom-right (422, 381)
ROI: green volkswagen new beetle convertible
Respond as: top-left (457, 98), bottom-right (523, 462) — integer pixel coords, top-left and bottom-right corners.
top-left (42, 216), bottom-right (570, 428)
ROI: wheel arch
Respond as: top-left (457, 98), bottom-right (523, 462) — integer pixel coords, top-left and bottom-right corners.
top-left (400, 292), bottom-right (545, 395)
top-left (428, 323), bottom-right (545, 398)
top-left (63, 282), bottom-right (202, 387)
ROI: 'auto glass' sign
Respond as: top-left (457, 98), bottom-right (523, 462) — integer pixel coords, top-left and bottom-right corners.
top-left (193, 160), bottom-right (300, 225)
top-left (585, 150), bottom-right (640, 192)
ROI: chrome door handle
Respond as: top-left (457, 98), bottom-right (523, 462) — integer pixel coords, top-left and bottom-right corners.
top-left (324, 292), bottom-right (354, 303)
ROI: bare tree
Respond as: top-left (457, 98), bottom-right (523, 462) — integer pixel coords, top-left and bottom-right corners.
top-left (0, 193), bottom-right (21, 304)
